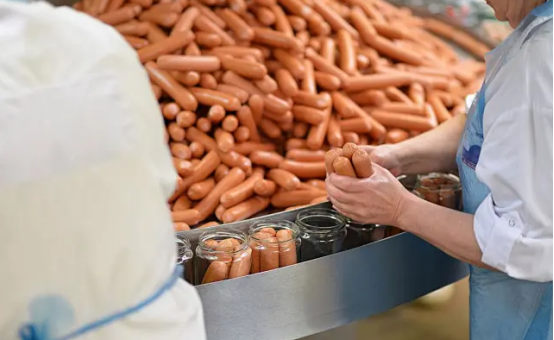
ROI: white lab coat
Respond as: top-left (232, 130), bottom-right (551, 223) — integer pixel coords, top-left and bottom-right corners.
top-left (473, 11), bottom-right (553, 281)
top-left (0, 1), bottom-right (206, 339)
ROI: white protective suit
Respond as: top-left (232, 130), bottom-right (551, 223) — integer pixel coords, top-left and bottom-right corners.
top-left (0, 1), bottom-right (206, 339)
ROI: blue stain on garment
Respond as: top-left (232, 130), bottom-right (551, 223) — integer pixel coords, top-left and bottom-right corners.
top-left (19, 295), bottom-right (75, 340)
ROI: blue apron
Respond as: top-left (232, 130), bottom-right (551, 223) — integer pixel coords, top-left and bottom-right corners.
top-left (456, 2), bottom-right (553, 339)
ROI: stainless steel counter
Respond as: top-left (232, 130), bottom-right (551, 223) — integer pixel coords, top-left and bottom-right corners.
top-left (180, 204), bottom-right (469, 340)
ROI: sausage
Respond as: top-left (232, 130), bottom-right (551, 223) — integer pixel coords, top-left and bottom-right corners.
top-left (168, 123), bottom-right (186, 142)
top-left (213, 128), bottom-right (235, 153)
top-left (325, 148), bottom-right (343, 173)
top-left (342, 132), bottom-right (360, 144)
top-left (220, 56), bottom-right (268, 80)
top-left (408, 82), bottom-right (426, 106)
top-left (306, 106), bottom-right (331, 150)
top-left (196, 117), bottom-right (212, 133)
top-left (310, 196), bottom-right (328, 205)
top-left (279, 160), bottom-right (326, 179)
top-left (188, 178), bottom-right (216, 200)
top-left (139, 10), bottom-right (179, 28)
top-left (385, 86), bottom-right (413, 104)
top-left (229, 246), bottom-right (252, 279)
top-left (145, 62), bottom-right (198, 111)
top-left (273, 49), bottom-right (306, 79)
top-left (162, 103), bottom-right (180, 120)
top-left (115, 20), bottom-right (150, 36)
top-left (320, 37), bottom-right (335, 64)
top-left (222, 115), bottom-right (239, 132)
top-left (213, 84), bottom-right (248, 104)
top-left (254, 75), bottom-right (279, 94)
top-left (218, 150), bottom-right (252, 175)
top-left (172, 7), bottom-right (200, 35)
top-left (250, 150), bottom-right (284, 168)
top-left (233, 107), bottom-right (260, 143)
top-left (189, 88), bottom-right (241, 111)
top-left (138, 31), bottom-right (194, 63)
top-left (339, 118), bottom-right (373, 134)
top-left (342, 142), bottom-right (358, 159)
top-left (170, 150), bottom-right (221, 202)
top-left (195, 167), bottom-right (246, 220)
top-left (267, 169), bottom-right (301, 191)
top-left (305, 48), bottom-right (348, 82)
top-left (352, 149), bottom-right (374, 178)
top-left (314, 72), bottom-right (342, 91)
top-left (248, 94), bottom-right (265, 124)
top-left (287, 15), bottom-right (307, 31)
top-left (210, 46), bottom-right (264, 63)
top-left (291, 105), bottom-right (326, 125)
top-left (158, 55), bottom-right (221, 73)
top-left (195, 15), bottom-right (236, 46)
top-left (145, 22), bottom-right (168, 44)
top-left (286, 138), bottom-right (308, 151)
top-left (259, 118), bottom-right (282, 138)
top-left (313, 1), bottom-right (358, 39)
top-left (327, 116), bottom-right (344, 147)
top-left (186, 126), bottom-right (217, 151)
top-left (170, 143), bottom-right (192, 160)
top-left (234, 126), bottom-right (250, 143)
top-left (253, 179), bottom-right (277, 197)
top-left (260, 236), bottom-right (280, 272)
top-left (173, 158), bottom-right (194, 177)
top-left (293, 122), bottom-right (309, 138)
top-left (379, 102), bottom-right (425, 116)
top-left (292, 91), bottom-right (331, 109)
top-left (222, 196), bottom-right (271, 223)
top-left (262, 94), bottom-right (291, 116)
top-left (333, 157), bottom-right (357, 177)
top-left (174, 71), bottom-right (201, 87)
top-left (343, 73), bottom-right (413, 92)
top-left (307, 179), bottom-right (326, 190)
top-left (205, 105), bottom-right (225, 124)
top-left (385, 128), bottom-right (410, 144)
top-left (173, 194), bottom-right (192, 211)
top-left (176, 111), bottom-right (197, 128)
top-left (252, 27), bottom-right (303, 52)
top-left (232, 142), bottom-right (276, 155)
top-left (221, 71), bottom-right (264, 96)
top-left (174, 222), bottom-right (190, 232)
top-left (214, 164), bottom-right (230, 182)
top-left (202, 261), bottom-right (229, 284)
top-left (217, 8), bottom-right (255, 41)
top-left (275, 69), bottom-right (299, 97)
top-left (172, 209), bottom-right (202, 225)
top-left (271, 4), bottom-right (293, 36)
top-left (195, 32), bottom-right (223, 48)
top-left (331, 92), bottom-right (355, 118)
top-left (251, 5), bottom-right (276, 26)
top-left (337, 29), bottom-right (356, 75)
top-left (220, 168), bottom-right (264, 208)
top-left (215, 204), bottom-right (227, 221)
top-left (428, 93), bottom-right (453, 123)
top-left (98, 5), bottom-right (141, 26)
top-left (349, 89), bottom-right (388, 106)
top-left (286, 149), bottom-right (326, 162)
top-left (271, 189), bottom-right (330, 207)
top-left (189, 142), bottom-right (205, 159)
top-left (370, 109), bottom-right (435, 131)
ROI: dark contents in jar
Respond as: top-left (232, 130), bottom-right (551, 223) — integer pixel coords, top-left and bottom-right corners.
top-left (298, 214), bottom-right (346, 261)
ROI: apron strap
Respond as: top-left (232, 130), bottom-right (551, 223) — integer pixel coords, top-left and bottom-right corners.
top-left (19, 266), bottom-right (182, 340)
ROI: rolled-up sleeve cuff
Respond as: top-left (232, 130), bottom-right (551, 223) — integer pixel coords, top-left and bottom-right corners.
top-left (473, 195), bottom-right (523, 271)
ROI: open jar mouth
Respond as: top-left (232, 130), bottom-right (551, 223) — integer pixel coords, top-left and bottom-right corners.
top-left (296, 208), bottom-right (346, 234)
top-left (249, 220), bottom-right (300, 243)
top-left (176, 236), bottom-right (193, 264)
top-left (416, 173), bottom-right (461, 192)
top-left (198, 228), bottom-right (249, 254)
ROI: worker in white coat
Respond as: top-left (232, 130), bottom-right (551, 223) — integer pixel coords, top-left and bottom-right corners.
top-left (327, 0), bottom-right (552, 339)
top-left (0, 1), bottom-right (206, 339)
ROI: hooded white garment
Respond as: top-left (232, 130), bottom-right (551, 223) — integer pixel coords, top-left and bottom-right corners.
top-left (0, 1), bottom-right (206, 339)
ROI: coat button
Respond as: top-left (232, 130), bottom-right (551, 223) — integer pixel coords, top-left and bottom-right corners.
top-left (509, 219), bottom-right (516, 227)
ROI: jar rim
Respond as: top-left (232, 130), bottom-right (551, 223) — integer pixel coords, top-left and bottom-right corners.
top-left (198, 228), bottom-right (249, 254)
top-left (416, 173), bottom-right (461, 191)
top-left (296, 208), bottom-right (346, 232)
top-left (249, 220), bottom-right (300, 242)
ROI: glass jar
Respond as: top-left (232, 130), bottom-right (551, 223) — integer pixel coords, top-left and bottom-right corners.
top-left (370, 224), bottom-right (391, 241)
top-left (194, 229), bottom-right (251, 285)
top-left (176, 236), bottom-right (194, 284)
top-left (344, 220), bottom-right (373, 249)
top-left (296, 208), bottom-right (347, 261)
top-left (415, 173), bottom-right (462, 211)
top-left (248, 220), bottom-right (301, 273)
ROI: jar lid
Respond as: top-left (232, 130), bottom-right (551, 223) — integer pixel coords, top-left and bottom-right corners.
top-left (296, 208), bottom-right (346, 233)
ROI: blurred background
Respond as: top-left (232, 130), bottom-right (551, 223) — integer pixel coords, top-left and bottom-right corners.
top-left (304, 279), bottom-right (469, 340)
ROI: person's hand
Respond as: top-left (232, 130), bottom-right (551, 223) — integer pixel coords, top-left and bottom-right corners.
top-left (359, 144), bottom-right (403, 177)
top-left (325, 163), bottom-right (410, 226)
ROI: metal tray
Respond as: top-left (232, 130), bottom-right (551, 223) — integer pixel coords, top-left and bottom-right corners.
top-left (180, 203), bottom-right (469, 340)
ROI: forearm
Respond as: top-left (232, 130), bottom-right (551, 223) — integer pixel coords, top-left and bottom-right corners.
top-left (396, 192), bottom-right (496, 271)
top-left (397, 114), bottom-right (466, 175)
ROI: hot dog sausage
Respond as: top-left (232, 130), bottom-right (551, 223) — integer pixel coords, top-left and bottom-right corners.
top-left (292, 91), bottom-right (331, 109)
top-left (172, 209), bottom-right (202, 225)
top-left (188, 178), bottom-right (216, 201)
top-left (170, 150), bottom-right (221, 202)
top-left (215, 128), bottom-right (235, 153)
top-left (220, 56), bottom-right (268, 80)
top-left (158, 55), bottom-right (221, 73)
top-left (314, 72), bottom-right (342, 91)
top-left (138, 31), bottom-right (194, 63)
top-left (260, 236), bottom-right (280, 272)
top-left (253, 179), bottom-right (277, 197)
top-left (196, 117), bottom-right (212, 133)
top-left (186, 126), bottom-right (217, 151)
top-left (385, 128), bottom-right (410, 144)
top-left (325, 148), bottom-right (343, 174)
top-left (222, 115), bottom-right (239, 132)
top-left (352, 149), bottom-right (373, 178)
top-left (275, 69), bottom-right (299, 97)
top-left (229, 246), bottom-right (252, 279)
top-left (370, 109), bottom-right (435, 131)
top-left (291, 105), bottom-right (326, 125)
top-left (202, 261), bottom-right (229, 284)
top-left (343, 73), bottom-right (413, 92)
top-left (277, 229), bottom-right (297, 267)
top-left (222, 196), bottom-right (270, 223)
top-left (279, 160), bottom-right (326, 179)
top-left (267, 169), bottom-right (301, 191)
top-left (250, 150), bottom-right (284, 168)
top-left (173, 158), bottom-right (194, 177)
top-left (342, 142), bottom-right (358, 159)
top-left (173, 194), bottom-right (192, 211)
top-left (339, 118), bottom-right (373, 134)
top-left (170, 143), bottom-right (192, 160)
top-left (333, 157), bottom-right (357, 177)
top-left (285, 149), bottom-right (326, 162)
top-left (271, 189), bottom-right (329, 207)
top-left (220, 168), bottom-right (264, 208)
top-left (189, 88), bottom-right (241, 111)
top-left (145, 62), bottom-right (198, 111)
top-left (218, 150), bottom-right (252, 175)
top-left (195, 167), bottom-right (246, 220)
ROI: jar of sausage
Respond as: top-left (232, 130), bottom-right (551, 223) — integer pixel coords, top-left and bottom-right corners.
top-left (296, 208), bottom-right (347, 261)
top-left (248, 220), bottom-right (301, 274)
top-left (415, 173), bottom-right (462, 211)
top-left (176, 236), bottom-right (194, 284)
top-left (194, 229), bottom-right (252, 285)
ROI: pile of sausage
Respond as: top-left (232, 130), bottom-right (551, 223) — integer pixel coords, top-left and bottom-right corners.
top-left (74, 0), bottom-right (489, 229)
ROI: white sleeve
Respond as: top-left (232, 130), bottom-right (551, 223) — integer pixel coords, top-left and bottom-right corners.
top-left (474, 31), bottom-right (553, 282)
